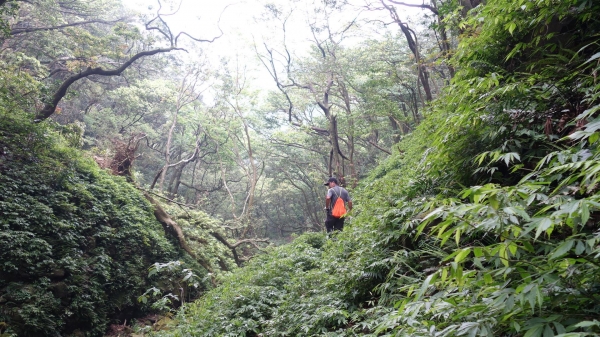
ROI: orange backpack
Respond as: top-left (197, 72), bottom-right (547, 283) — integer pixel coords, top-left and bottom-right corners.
top-left (331, 187), bottom-right (347, 218)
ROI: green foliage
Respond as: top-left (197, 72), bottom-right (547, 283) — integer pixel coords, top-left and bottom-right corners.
top-left (154, 1), bottom-right (600, 336)
top-left (152, 232), bottom-right (376, 337)
top-left (171, 210), bottom-right (238, 277)
top-left (0, 111), bottom-right (205, 336)
top-left (0, 1), bottom-right (18, 36)
top-left (2, 0), bottom-right (599, 336)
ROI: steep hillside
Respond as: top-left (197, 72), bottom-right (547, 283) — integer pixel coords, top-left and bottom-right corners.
top-left (154, 1), bottom-right (600, 336)
top-left (0, 113), bottom-right (214, 337)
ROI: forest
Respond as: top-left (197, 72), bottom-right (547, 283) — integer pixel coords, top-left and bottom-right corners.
top-left (1, 0), bottom-right (600, 336)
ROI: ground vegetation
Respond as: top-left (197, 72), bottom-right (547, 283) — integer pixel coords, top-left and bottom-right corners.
top-left (2, 0), bottom-right (600, 336)
top-left (152, 0), bottom-right (600, 336)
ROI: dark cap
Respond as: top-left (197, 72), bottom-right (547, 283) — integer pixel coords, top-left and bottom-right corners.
top-left (323, 177), bottom-right (339, 186)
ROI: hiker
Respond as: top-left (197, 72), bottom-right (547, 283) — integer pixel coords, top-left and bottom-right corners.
top-left (324, 177), bottom-right (352, 233)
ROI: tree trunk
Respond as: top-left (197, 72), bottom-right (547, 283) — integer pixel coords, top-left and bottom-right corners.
top-left (168, 164), bottom-right (184, 197)
top-left (338, 81), bottom-right (358, 186)
top-left (382, 1), bottom-right (433, 102)
top-left (158, 109), bottom-right (178, 191)
top-left (328, 114), bottom-right (343, 177)
top-left (241, 119), bottom-right (257, 219)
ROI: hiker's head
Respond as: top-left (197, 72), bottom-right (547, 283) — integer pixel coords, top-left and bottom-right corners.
top-left (324, 177), bottom-right (338, 187)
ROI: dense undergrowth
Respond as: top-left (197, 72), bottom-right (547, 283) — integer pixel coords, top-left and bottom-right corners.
top-left (154, 1), bottom-right (600, 336)
top-left (0, 112), bottom-right (217, 337)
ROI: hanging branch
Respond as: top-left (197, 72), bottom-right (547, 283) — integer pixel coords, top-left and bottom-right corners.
top-left (385, 0), bottom-right (438, 14)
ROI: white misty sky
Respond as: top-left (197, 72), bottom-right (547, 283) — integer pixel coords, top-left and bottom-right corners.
top-left (123, 0), bottom-right (425, 91)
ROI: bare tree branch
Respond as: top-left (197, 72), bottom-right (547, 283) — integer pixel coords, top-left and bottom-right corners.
top-left (291, 122), bottom-right (330, 136)
top-left (363, 138), bottom-right (392, 155)
top-left (385, 0), bottom-right (439, 15)
top-left (210, 232), bottom-right (269, 267)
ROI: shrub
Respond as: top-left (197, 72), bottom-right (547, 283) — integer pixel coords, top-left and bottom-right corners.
top-left (0, 112), bottom-right (204, 336)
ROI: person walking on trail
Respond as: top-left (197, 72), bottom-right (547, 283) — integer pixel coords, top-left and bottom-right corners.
top-left (324, 177), bottom-right (352, 233)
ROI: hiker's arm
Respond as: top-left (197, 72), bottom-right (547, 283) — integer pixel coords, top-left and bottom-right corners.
top-left (348, 200), bottom-right (352, 211)
top-left (325, 198), bottom-right (331, 209)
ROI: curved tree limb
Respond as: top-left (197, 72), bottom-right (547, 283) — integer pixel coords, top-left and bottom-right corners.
top-left (35, 0), bottom-right (226, 122)
top-left (35, 47), bottom-right (183, 121)
top-left (143, 191), bottom-right (216, 286)
top-left (363, 138), bottom-right (392, 155)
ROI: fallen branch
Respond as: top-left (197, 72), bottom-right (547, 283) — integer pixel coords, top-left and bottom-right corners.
top-left (210, 232), bottom-right (269, 267)
top-left (364, 138), bottom-right (392, 155)
top-left (93, 139), bottom-right (215, 284)
top-left (143, 191), bottom-right (215, 285)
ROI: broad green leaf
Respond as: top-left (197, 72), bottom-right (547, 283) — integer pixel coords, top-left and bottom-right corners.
top-left (549, 240), bottom-right (574, 260)
top-left (553, 322), bottom-right (566, 335)
top-left (499, 244), bottom-right (509, 267)
top-left (489, 195), bottom-right (500, 210)
top-left (575, 240), bottom-right (586, 255)
top-left (573, 320), bottom-right (600, 328)
top-left (580, 202), bottom-right (590, 225)
top-left (513, 321), bottom-right (521, 332)
top-left (484, 273), bottom-right (493, 284)
top-left (535, 218), bottom-right (553, 239)
top-left (508, 242), bottom-right (518, 256)
top-left (524, 325), bottom-right (544, 337)
top-left (543, 324), bottom-right (554, 337)
top-left (416, 273), bottom-right (437, 299)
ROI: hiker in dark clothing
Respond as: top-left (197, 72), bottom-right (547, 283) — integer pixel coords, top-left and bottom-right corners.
top-left (324, 177), bottom-right (352, 233)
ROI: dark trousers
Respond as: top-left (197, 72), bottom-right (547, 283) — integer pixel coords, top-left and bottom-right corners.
top-left (325, 213), bottom-right (345, 233)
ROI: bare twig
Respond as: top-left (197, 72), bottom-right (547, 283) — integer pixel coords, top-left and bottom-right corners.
top-left (385, 0), bottom-right (439, 15)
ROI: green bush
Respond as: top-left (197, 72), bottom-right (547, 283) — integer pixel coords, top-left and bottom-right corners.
top-left (0, 112), bottom-right (203, 336)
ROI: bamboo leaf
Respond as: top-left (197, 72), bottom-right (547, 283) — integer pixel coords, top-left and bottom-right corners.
top-left (455, 248), bottom-right (471, 263)
top-left (584, 52), bottom-right (600, 64)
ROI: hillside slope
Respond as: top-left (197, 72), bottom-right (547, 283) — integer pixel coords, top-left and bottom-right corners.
top-left (0, 113), bottom-right (213, 337)
top-left (154, 1), bottom-right (600, 336)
